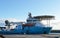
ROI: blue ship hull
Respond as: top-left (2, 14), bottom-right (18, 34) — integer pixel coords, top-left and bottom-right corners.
top-left (24, 27), bottom-right (52, 34)
top-left (0, 26), bottom-right (52, 35)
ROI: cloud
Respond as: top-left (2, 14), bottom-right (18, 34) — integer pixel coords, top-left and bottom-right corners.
top-left (50, 21), bottom-right (60, 30)
top-left (0, 18), bottom-right (24, 27)
top-left (41, 19), bottom-right (60, 30)
top-left (6, 18), bottom-right (21, 22)
top-left (0, 18), bottom-right (25, 22)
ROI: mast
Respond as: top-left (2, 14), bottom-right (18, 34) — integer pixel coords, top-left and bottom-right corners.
top-left (28, 12), bottom-right (32, 18)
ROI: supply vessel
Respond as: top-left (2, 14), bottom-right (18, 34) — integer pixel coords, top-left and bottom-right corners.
top-left (0, 13), bottom-right (53, 35)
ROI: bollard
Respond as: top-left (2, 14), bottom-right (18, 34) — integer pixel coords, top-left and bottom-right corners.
top-left (0, 35), bottom-right (5, 38)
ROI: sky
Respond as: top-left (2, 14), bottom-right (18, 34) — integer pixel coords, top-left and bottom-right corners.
top-left (0, 0), bottom-right (60, 30)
